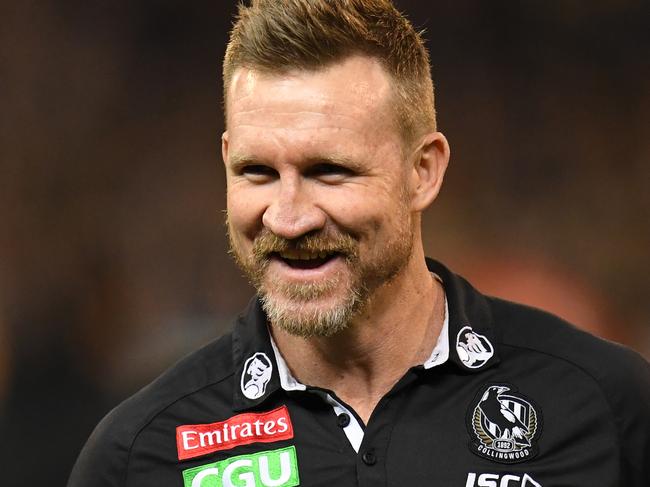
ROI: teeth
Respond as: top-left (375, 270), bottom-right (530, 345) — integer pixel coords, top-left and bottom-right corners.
top-left (279, 249), bottom-right (332, 260)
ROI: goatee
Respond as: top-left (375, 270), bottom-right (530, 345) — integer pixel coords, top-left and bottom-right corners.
top-left (227, 205), bottom-right (413, 338)
top-left (229, 227), bottom-right (368, 337)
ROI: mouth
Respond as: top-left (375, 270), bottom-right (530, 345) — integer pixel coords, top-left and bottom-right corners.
top-left (271, 249), bottom-right (341, 270)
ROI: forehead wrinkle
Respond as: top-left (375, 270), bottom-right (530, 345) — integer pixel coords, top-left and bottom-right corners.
top-left (230, 124), bottom-right (378, 155)
top-left (232, 108), bottom-right (365, 119)
top-left (230, 105), bottom-right (392, 136)
top-left (231, 99), bottom-right (379, 122)
top-left (230, 123), bottom-right (364, 134)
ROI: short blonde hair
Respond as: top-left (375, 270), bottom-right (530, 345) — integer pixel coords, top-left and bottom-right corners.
top-left (223, 0), bottom-right (437, 148)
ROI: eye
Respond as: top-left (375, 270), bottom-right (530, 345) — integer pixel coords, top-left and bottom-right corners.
top-left (239, 164), bottom-right (278, 182)
top-left (307, 163), bottom-right (354, 182)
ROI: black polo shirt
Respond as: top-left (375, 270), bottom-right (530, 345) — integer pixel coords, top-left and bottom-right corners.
top-left (68, 259), bottom-right (650, 487)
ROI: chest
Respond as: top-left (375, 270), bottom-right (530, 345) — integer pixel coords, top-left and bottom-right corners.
top-left (129, 368), bottom-right (619, 487)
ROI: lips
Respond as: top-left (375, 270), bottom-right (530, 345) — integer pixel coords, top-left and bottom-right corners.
top-left (273, 249), bottom-right (339, 269)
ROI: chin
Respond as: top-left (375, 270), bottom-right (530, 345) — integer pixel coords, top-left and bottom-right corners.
top-left (261, 290), bottom-right (362, 338)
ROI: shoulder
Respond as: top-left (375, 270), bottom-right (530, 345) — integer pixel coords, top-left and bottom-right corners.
top-left (488, 296), bottom-right (650, 479)
top-left (489, 295), bottom-right (649, 389)
top-left (67, 332), bottom-right (234, 487)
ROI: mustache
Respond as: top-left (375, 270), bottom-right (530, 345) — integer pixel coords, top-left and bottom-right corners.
top-left (252, 229), bottom-right (358, 260)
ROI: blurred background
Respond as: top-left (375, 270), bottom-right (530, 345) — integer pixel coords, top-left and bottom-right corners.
top-left (1, 1), bottom-right (648, 485)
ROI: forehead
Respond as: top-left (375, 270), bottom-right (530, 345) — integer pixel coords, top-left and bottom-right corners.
top-left (225, 56), bottom-right (397, 145)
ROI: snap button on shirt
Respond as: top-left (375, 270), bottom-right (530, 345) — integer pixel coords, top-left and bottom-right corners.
top-left (337, 412), bottom-right (351, 428)
top-left (361, 449), bottom-right (377, 466)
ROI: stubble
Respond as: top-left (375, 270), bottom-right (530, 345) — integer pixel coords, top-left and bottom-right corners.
top-left (227, 204), bottom-right (413, 338)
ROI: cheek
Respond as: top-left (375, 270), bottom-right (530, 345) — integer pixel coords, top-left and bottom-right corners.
top-left (321, 189), bottom-right (398, 237)
top-left (226, 187), bottom-right (266, 239)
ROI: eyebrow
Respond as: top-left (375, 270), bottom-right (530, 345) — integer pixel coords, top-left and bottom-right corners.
top-left (226, 153), bottom-right (260, 171)
top-left (306, 155), bottom-right (363, 171)
top-left (227, 153), bottom-right (364, 172)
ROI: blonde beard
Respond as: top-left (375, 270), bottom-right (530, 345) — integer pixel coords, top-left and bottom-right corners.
top-left (259, 264), bottom-right (368, 338)
top-left (240, 231), bottom-right (412, 338)
top-left (227, 195), bottom-right (414, 338)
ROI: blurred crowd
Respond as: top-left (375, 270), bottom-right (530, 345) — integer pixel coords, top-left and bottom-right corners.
top-left (1, 1), bottom-right (648, 485)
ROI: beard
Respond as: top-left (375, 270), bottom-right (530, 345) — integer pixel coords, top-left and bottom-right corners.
top-left (227, 209), bottom-right (413, 338)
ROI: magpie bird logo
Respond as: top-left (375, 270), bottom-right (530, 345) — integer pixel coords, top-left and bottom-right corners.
top-left (241, 352), bottom-right (273, 400)
top-left (456, 326), bottom-right (494, 369)
top-left (467, 384), bottom-right (542, 464)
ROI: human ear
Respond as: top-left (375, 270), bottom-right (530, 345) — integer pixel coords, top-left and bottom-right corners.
top-left (410, 132), bottom-right (450, 212)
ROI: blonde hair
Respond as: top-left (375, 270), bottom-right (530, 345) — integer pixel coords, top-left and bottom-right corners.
top-left (223, 0), bottom-right (437, 148)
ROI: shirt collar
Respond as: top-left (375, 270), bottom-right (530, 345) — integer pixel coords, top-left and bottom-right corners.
top-left (231, 298), bottom-right (282, 411)
top-left (232, 258), bottom-right (500, 410)
top-left (422, 291), bottom-right (450, 369)
top-left (271, 292), bottom-right (449, 392)
top-left (270, 337), bottom-right (306, 392)
top-left (425, 258), bottom-right (500, 373)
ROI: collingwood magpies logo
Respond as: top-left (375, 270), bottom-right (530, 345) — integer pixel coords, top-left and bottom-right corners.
top-left (467, 384), bottom-right (542, 464)
top-left (456, 326), bottom-right (494, 369)
top-left (241, 352), bottom-right (273, 400)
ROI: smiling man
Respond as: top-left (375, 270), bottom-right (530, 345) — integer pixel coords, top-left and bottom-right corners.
top-left (223, 52), bottom-right (448, 423)
top-left (226, 56), bottom-right (423, 341)
top-left (69, 1), bottom-right (649, 486)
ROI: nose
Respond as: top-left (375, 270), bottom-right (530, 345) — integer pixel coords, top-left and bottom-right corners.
top-left (262, 177), bottom-right (326, 239)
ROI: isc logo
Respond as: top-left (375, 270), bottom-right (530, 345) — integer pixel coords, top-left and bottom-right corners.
top-left (465, 472), bottom-right (542, 487)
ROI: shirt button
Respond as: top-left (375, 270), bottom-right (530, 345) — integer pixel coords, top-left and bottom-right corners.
top-left (362, 449), bottom-right (377, 466)
top-left (337, 413), bottom-right (351, 428)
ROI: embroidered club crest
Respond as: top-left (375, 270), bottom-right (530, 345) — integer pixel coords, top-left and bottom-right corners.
top-left (456, 326), bottom-right (494, 369)
top-left (467, 384), bottom-right (542, 464)
top-left (241, 352), bottom-right (273, 400)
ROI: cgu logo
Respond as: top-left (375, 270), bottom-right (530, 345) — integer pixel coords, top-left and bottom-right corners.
top-left (183, 446), bottom-right (299, 487)
top-left (466, 472), bottom-right (542, 487)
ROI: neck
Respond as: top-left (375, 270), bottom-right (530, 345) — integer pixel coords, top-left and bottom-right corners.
top-left (270, 247), bottom-right (445, 423)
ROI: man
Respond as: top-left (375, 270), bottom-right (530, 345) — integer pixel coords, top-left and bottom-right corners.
top-left (68, 1), bottom-right (650, 486)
